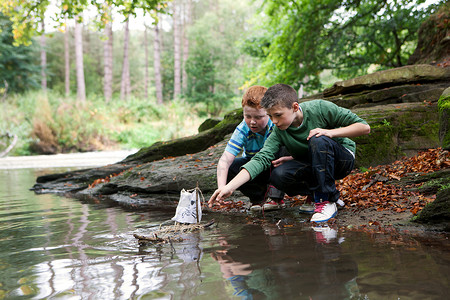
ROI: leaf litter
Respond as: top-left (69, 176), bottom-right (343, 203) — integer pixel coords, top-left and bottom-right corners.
top-left (214, 148), bottom-right (449, 217)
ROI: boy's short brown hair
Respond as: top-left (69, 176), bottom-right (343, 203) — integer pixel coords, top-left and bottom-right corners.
top-left (241, 85), bottom-right (268, 109)
top-left (261, 83), bottom-right (298, 109)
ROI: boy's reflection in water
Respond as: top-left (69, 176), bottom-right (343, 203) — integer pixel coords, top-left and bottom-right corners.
top-left (211, 236), bottom-right (275, 299)
top-left (211, 223), bottom-right (359, 299)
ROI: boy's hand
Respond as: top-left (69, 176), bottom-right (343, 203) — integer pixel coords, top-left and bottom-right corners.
top-left (272, 156), bottom-right (293, 168)
top-left (208, 186), bottom-right (234, 207)
top-left (307, 128), bottom-right (333, 140)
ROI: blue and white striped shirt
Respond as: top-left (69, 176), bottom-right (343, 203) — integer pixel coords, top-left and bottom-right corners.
top-left (225, 119), bottom-right (274, 158)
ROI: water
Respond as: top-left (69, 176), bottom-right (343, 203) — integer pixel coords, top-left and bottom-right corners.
top-left (0, 167), bottom-right (449, 299)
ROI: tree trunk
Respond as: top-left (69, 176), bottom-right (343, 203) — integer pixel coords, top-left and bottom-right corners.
top-left (182, 0), bottom-right (191, 92)
top-left (120, 18), bottom-right (130, 101)
top-left (40, 20), bottom-right (47, 91)
top-left (74, 16), bottom-right (86, 102)
top-left (144, 26), bottom-right (149, 99)
top-left (173, 0), bottom-right (181, 99)
top-left (64, 16), bottom-right (70, 97)
top-left (103, 21), bottom-right (113, 103)
top-left (154, 23), bottom-right (163, 104)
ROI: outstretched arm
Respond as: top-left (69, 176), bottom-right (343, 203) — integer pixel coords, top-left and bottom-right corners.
top-left (208, 168), bottom-right (251, 207)
top-left (217, 151), bottom-right (236, 188)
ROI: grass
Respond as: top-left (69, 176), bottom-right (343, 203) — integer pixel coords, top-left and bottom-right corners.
top-left (1, 90), bottom-right (232, 156)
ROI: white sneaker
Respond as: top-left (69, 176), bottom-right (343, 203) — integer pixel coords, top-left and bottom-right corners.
top-left (298, 203), bottom-right (315, 214)
top-left (310, 201), bottom-right (337, 222)
top-left (262, 198), bottom-right (285, 211)
top-left (263, 201), bottom-right (280, 211)
top-left (249, 204), bottom-right (262, 212)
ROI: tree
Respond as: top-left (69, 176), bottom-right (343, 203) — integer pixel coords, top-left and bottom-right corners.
top-left (153, 21), bottom-right (164, 104)
top-left (184, 0), bottom-right (256, 115)
top-left (0, 14), bottom-right (39, 94)
top-left (243, 0), bottom-right (445, 91)
top-left (120, 18), bottom-right (131, 101)
top-left (173, 0), bottom-right (181, 99)
top-left (103, 8), bottom-right (113, 102)
top-left (40, 19), bottom-right (47, 91)
top-left (74, 16), bottom-right (86, 102)
top-left (182, 0), bottom-right (192, 92)
top-left (64, 16), bottom-right (70, 97)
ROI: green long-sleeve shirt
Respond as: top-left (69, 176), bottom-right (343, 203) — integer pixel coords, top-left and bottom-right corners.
top-left (243, 100), bottom-right (368, 179)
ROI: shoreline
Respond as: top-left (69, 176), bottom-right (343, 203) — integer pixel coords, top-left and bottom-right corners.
top-left (0, 150), bottom-right (137, 169)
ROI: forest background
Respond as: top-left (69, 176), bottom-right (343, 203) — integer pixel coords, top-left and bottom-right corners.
top-left (0, 0), bottom-right (446, 156)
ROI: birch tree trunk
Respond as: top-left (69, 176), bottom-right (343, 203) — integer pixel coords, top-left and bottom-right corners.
top-left (144, 25), bottom-right (149, 99)
top-left (182, 0), bottom-right (191, 92)
top-left (154, 23), bottom-right (163, 104)
top-left (103, 21), bottom-right (113, 103)
top-left (120, 18), bottom-right (130, 101)
top-left (64, 17), bottom-right (70, 97)
top-left (40, 19), bottom-right (47, 91)
top-left (173, 0), bottom-right (181, 99)
top-left (74, 16), bottom-right (86, 102)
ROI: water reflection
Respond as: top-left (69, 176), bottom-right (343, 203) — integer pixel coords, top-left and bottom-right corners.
top-left (0, 168), bottom-right (449, 299)
top-left (207, 222), bottom-right (359, 299)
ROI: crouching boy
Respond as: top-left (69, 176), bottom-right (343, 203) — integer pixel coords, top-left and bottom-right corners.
top-left (209, 83), bottom-right (370, 222)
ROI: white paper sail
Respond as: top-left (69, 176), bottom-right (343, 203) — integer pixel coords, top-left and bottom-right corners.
top-left (171, 188), bottom-right (202, 224)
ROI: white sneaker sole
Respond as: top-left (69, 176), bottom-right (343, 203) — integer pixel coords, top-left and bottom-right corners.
top-left (310, 210), bottom-right (337, 223)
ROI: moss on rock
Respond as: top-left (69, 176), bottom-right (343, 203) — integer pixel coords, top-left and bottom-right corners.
top-left (353, 103), bottom-right (440, 167)
top-left (413, 187), bottom-right (450, 230)
top-left (438, 91), bottom-right (450, 150)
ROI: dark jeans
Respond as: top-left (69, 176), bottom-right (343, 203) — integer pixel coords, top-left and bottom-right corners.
top-left (269, 136), bottom-right (355, 203)
top-left (228, 155), bottom-right (285, 205)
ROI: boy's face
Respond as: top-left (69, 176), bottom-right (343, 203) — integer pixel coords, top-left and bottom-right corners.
top-left (243, 106), bottom-right (269, 134)
top-left (266, 102), bottom-right (300, 130)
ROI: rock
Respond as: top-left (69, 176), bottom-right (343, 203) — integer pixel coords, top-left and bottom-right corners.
top-left (413, 187), bottom-right (450, 231)
top-left (198, 118), bottom-right (222, 132)
top-left (353, 102), bottom-right (440, 166)
top-left (322, 64), bottom-right (450, 97)
top-left (438, 87), bottom-right (450, 150)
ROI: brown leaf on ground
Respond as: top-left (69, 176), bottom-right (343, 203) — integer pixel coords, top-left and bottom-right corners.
top-left (336, 148), bottom-right (449, 215)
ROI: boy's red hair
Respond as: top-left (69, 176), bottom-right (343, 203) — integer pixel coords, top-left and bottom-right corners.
top-left (241, 86), bottom-right (268, 109)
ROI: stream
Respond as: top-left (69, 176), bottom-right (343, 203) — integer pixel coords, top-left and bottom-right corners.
top-left (0, 153), bottom-right (449, 299)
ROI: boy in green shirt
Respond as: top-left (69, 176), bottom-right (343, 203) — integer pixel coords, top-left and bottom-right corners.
top-left (217, 85), bottom-right (291, 212)
top-left (209, 83), bottom-right (370, 222)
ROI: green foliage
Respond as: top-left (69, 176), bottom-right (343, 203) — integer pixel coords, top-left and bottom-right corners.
top-left (382, 119), bottom-right (392, 127)
top-left (184, 0), bottom-right (257, 116)
top-left (438, 95), bottom-right (450, 111)
top-left (359, 166), bottom-right (369, 173)
top-left (0, 90), bottom-right (206, 155)
top-left (185, 35), bottom-right (233, 116)
top-left (244, 0), bottom-right (445, 92)
top-left (419, 177), bottom-right (450, 192)
top-left (0, 15), bottom-right (40, 93)
top-left (0, 0), bottom-right (170, 46)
